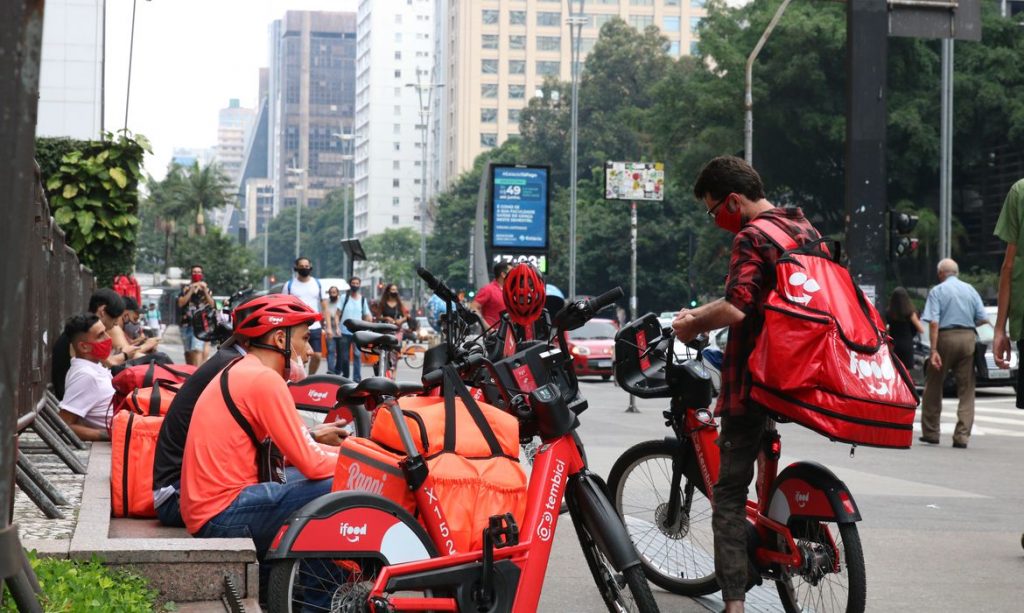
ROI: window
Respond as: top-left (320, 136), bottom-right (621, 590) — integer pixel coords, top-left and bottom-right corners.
top-left (537, 12), bottom-right (560, 27)
top-left (481, 133), bottom-right (498, 147)
top-left (394, 87), bottom-right (401, 96)
top-left (482, 59), bottom-right (498, 74)
top-left (691, 17), bottom-right (702, 33)
top-left (395, 51), bottom-right (402, 60)
top-left (663, 16), bottom-right (680, 32)
top-left (508, 84), bottom-right (525, 99)
top-left (393, 161), bottom-right (401, 170)
top-left (508, 108), bottom-right (521, 123)
top-left (509, 35), bottom-right (526, 50)
top-left (690, 41), bottom-right (700, 56)
top-left (393, 197), bottom-right (400, 206)
top-left (395, 14), bottom-right (402, 23)
top-left (393, 179), bottom-right (400, 187)
top-left (394, 105), bottom-right (401, 114)
top-left (630, 0), bottom-right (653, 5)
top-left (392, 215), bottom-right (400, 224)
top-left (629, 15), bottom-right (654, 29)
top-left (394, 123), bottom-right (401, 134)
top-left (482, 34), bottom-right (499, 49)
top-left (394, 33), bottom-right (402, 42)
top-left (482, 83), bottom-right (499, 98)
top-left (536, 61), bottom-right (560, 76)
top-left (481, 108), bottom-right (497, 123)
top-left (509, 60), bottom-right (526, 74)
top-left (691, 0), bottom-right (706, 7)
top-left (592, 0), bottom-right (618, 4)
top-left (593, 14), bottom-right (616, 29)
top-left (394, 69), bottom-right (402, 78)
top-left (537, 36), bottom-right (560, 51)
top-left (482, 9), bottom-right (499, 25)
top-left (394, 142), bottom-right (401, 151)
top-left (510, 11), bottom-right (526, 25)
top-left (669, 41), bottom-right (680, 56)
top-left (580, 38), bottom-right (596, 53)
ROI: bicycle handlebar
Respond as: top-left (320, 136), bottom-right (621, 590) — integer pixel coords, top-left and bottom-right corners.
top-left (421, 351), bottom-right (487, 387)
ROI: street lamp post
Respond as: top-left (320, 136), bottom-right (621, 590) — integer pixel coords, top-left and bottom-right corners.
top-left (407, 72), bottom-right (443, 306)
top-left (566, 1), bottom-right (587, 300)
top-left (287, 167), bottom-right (307, 259)
top-left (333, 131), bottom-right (355, 275)
top-left (744, 0), bottom-right (793, 164)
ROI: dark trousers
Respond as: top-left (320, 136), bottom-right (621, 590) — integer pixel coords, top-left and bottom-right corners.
top-left (712, 406), bottom-right (766, 602)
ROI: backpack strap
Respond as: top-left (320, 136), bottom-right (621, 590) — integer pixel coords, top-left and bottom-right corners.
top-left (749, 217), bottom-right (798, 251)
top-left (218, 359), bottom-right (260, 448)
top-left (441, 365), bottom-right (503, 457)
top-left (286, 279), bottom-right (292, 295)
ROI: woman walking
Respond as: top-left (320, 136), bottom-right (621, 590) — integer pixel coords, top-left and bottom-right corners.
top-left (886, 286), bottom-right (925, 370)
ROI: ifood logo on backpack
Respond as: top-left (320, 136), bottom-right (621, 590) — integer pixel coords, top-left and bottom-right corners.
top-left (849, 350), bottom-right (896, 396)
top-left (785, 272), bottom-right (821, 306)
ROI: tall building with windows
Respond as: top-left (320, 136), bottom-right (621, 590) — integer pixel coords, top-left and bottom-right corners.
top-left (432, 0), bottom-right (706, 191)
top-left (353, 0), bottom-right (435, 239)
top-left (37, 0), bottom-right (105, 139)
top-left (267, 11), bottom-right (357, 219)
top-left (216, 99), bottom-right (256, 190)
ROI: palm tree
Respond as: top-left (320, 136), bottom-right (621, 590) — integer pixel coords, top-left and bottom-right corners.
top-left (172, 161), bottom-right (233, 236)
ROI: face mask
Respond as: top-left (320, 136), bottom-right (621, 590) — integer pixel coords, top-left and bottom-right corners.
top-left (329, 295), bottom-right (339, 302)
top-left (191, 272), bottom-right (203, 283)
top-left (85, 337), bottom-right (113, 361)
top-left (713, 198), bottom-right (744, 234)
top-left (288, 358), bottom-right (307, 382)
top-left (295, 267), bottom-right (312, 278)
top-left (350, 286), bottom-right (360, 294)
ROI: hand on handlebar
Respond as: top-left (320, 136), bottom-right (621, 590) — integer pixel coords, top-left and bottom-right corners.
top-left (672, 312), bottom-right (700, 343)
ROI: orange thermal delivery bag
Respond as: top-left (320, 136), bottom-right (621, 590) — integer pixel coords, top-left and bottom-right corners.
top-left (335, 369), bottom-right (527, 551)
top-left (110, 382), bottom-right (179, 517)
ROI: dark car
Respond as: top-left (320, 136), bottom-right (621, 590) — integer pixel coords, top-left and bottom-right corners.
top-left (568, 318), bottom-right (618, 380)
top-left (910, 307), bottom-right (1017, 393)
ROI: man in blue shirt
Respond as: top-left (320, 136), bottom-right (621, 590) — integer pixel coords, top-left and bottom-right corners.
top-left (426, 291), bottom-right (448, 332)
top-left (920, 258), bottom-right (989, 449)
top-left (334, 276), bottom-right (371, 380)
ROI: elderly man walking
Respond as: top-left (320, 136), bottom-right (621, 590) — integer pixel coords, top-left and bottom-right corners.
top-left (919, 258), bottom-right (989, 449)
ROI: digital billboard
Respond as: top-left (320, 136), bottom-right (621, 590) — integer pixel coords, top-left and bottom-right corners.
top-left (490, 165), bottom-right (550, 251)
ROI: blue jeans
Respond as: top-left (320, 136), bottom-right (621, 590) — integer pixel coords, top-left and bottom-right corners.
top-left (337, 334), bottom-right (361, 381)
top-left (181, 325), bottom-right (205, 353)
top-left (155, 487), bottom-right (185, 528)
top-left (327, 334), bottom-right (339, 373)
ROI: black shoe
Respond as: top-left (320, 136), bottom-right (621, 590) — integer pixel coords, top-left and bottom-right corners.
top-left (918, 436), bottom-right (939, 445)
top-left (952, 441), bottom-right (967, 449)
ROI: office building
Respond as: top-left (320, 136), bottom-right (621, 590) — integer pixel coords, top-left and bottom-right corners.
top-left (216, 99), bottom-right (256, 189)
top-left (170, 147), bottom-right (217, 169)
top-left (244, 178), bottom-right (276, 238)
top-left (433, 0), bottom-right (707, 190)
top-left (266, 11), bottom-right (358, 218)
top-left (353, 0), bottom-right (436, 238)
top-left (37, 0), bottom-right (105, 139)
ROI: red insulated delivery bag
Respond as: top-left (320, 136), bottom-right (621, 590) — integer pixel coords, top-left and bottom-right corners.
top-left (111, 362), bottom-right (195, 411)
top-left (746, 218), bottom-right (919, 448)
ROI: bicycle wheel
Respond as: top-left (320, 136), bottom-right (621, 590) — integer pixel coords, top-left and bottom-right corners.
top-left (403, 344), bottom-right (426, 369)
top-left (775, 521), bottom-right (866, 613)
top-left (573, 512), bottom-right (660, 613)
top-left (268, 556), bottom-right (380, 612)
top-left (607, 439), bottom-right (718, 596)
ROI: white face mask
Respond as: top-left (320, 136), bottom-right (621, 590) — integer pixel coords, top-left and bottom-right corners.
top-left (288, 358), bottom-right (308, 382)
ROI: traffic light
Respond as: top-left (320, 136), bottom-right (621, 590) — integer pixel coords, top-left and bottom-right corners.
top-left (689, 299), bottom-right (698, 308)
top-left (890, 211), bottom-right (919, 258)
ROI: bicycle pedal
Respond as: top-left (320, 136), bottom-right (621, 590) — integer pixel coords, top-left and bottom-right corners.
top-left (487, 513), bottom-right (519, 548)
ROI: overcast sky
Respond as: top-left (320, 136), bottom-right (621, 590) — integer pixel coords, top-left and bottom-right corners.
top-left (103, 0), bottom-right (357, 179)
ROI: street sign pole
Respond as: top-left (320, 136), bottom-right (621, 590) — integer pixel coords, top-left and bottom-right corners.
top-left (627, 201), bottom-right (639, 414)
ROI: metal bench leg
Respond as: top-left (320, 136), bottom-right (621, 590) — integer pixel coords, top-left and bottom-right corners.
top-left (29, 419), bottom-right (86, 475)
top-left (39, 402), bottom-right (86, 450)
top-left (16, 452), bottom-right (68, 507)
top-left (14, 468), bottom-right (64, 520)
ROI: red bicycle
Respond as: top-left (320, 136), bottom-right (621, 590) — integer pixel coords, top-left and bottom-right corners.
top-left (265, 284), bottom-right (660, 612)
top-left (607, 314), bottom-right (866, 612)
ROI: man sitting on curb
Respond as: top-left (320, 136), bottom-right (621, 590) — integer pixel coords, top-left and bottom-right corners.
top-left (153, 296), bottom-right (348, 527)
top-left (58, 314), bottom-right (116, 441)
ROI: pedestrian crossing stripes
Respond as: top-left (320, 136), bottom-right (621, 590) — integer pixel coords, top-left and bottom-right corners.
top-left (913, 399), bottom-right (1024, 437)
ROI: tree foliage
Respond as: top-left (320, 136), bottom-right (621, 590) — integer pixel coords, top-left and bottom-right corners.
top-left (362, 227), bottom-right (422, 289)
top-left (253, 188), bottom-right (351, 283)
top-left (39, 133), bottom-right (149, 286)
top-left (171, 227), bottom-right (263, 294)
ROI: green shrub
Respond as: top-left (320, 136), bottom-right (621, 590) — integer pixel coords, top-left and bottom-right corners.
top-left (1, 551), bottom-right (174, 612)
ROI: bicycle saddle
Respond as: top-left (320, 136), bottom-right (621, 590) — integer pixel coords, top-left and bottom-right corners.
top-left (338, 378), bottom-right (424, 402)
top-left (353, 330), bottom-right (400, 349)
top-left (344, 319), bottom-right (399, 334)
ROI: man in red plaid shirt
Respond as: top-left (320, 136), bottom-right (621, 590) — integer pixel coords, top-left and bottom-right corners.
top-left (672, 156), bottom-right (824, 612)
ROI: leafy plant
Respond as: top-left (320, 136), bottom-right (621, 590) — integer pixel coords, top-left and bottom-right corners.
top-left (1, 551), bottom-right (174, 612)
top-left (40, 132), bottom-right (151, 286)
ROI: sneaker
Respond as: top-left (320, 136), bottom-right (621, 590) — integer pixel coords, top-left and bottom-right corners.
top-left (918, 436), bottom-right (939, 445)
top-left (952, 441), bottom-right (967, 449)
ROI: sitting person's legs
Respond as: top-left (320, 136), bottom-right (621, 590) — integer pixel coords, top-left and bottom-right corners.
top-left (155, 485), bottom-right (185, 528)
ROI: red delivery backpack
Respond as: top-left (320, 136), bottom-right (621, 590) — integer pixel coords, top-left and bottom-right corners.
top-left (111, 362), bottom-right (195, 410)
top-left (112, 274), bottom-right (142, 305)
top-left (110, 397), bottom-right (165, 518)
top-left (746, 217), bottom-right (919, 448)
top-left (114, 380), bottom-right (181, 417)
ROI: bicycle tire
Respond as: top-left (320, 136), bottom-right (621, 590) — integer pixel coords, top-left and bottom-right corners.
top-left (775, 521), bottom-right (866, 613)
top-left (607, 439), bottom-right (719, 596)
top-left (573, 511), bottom-right (661, 613)
top-left (403, 344), bottom-right (426, 369)
top-left (268, 556), bottom-right (380, 613)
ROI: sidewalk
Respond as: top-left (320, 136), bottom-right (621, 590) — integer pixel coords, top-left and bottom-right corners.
top-left (159, 324), bottom-right (186, 364)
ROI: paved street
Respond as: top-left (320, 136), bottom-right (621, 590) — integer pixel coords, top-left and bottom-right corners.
top-left (528, 378), bottom-right (1024, 612)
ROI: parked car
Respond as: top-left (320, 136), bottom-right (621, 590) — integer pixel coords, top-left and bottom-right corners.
top-left (910, 306), bottom-right (1018, 393)
top-left (568, 318), bottom-right (618, 380)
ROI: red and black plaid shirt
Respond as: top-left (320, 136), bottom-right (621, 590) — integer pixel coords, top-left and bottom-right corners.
top-left (717, 207), bottom-right (824, 417)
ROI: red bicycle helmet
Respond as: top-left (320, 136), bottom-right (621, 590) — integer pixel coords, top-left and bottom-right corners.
top-left (232, 293), bottom-right (322, 338)
top-left (503, 263), bottom-right (546, 326)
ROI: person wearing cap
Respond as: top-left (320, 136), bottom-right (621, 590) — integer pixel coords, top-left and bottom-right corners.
top-left (179, 294), bottom-right (340, 572)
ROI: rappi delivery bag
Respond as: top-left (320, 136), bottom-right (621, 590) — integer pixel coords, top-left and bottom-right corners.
top-left (335, 368), bottom-right (526, 551)
top-left (110, 410), bottom-right (162, 517)
top-left (746, 218), bottom-right (919, 448)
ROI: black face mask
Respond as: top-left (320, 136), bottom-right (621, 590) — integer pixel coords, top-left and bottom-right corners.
top-left (295, 267), bottom-right (312, 277)
top-left (329, 294), bottom-right (339, 302)
top-left (350, 286), bottom-right (360, 294)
